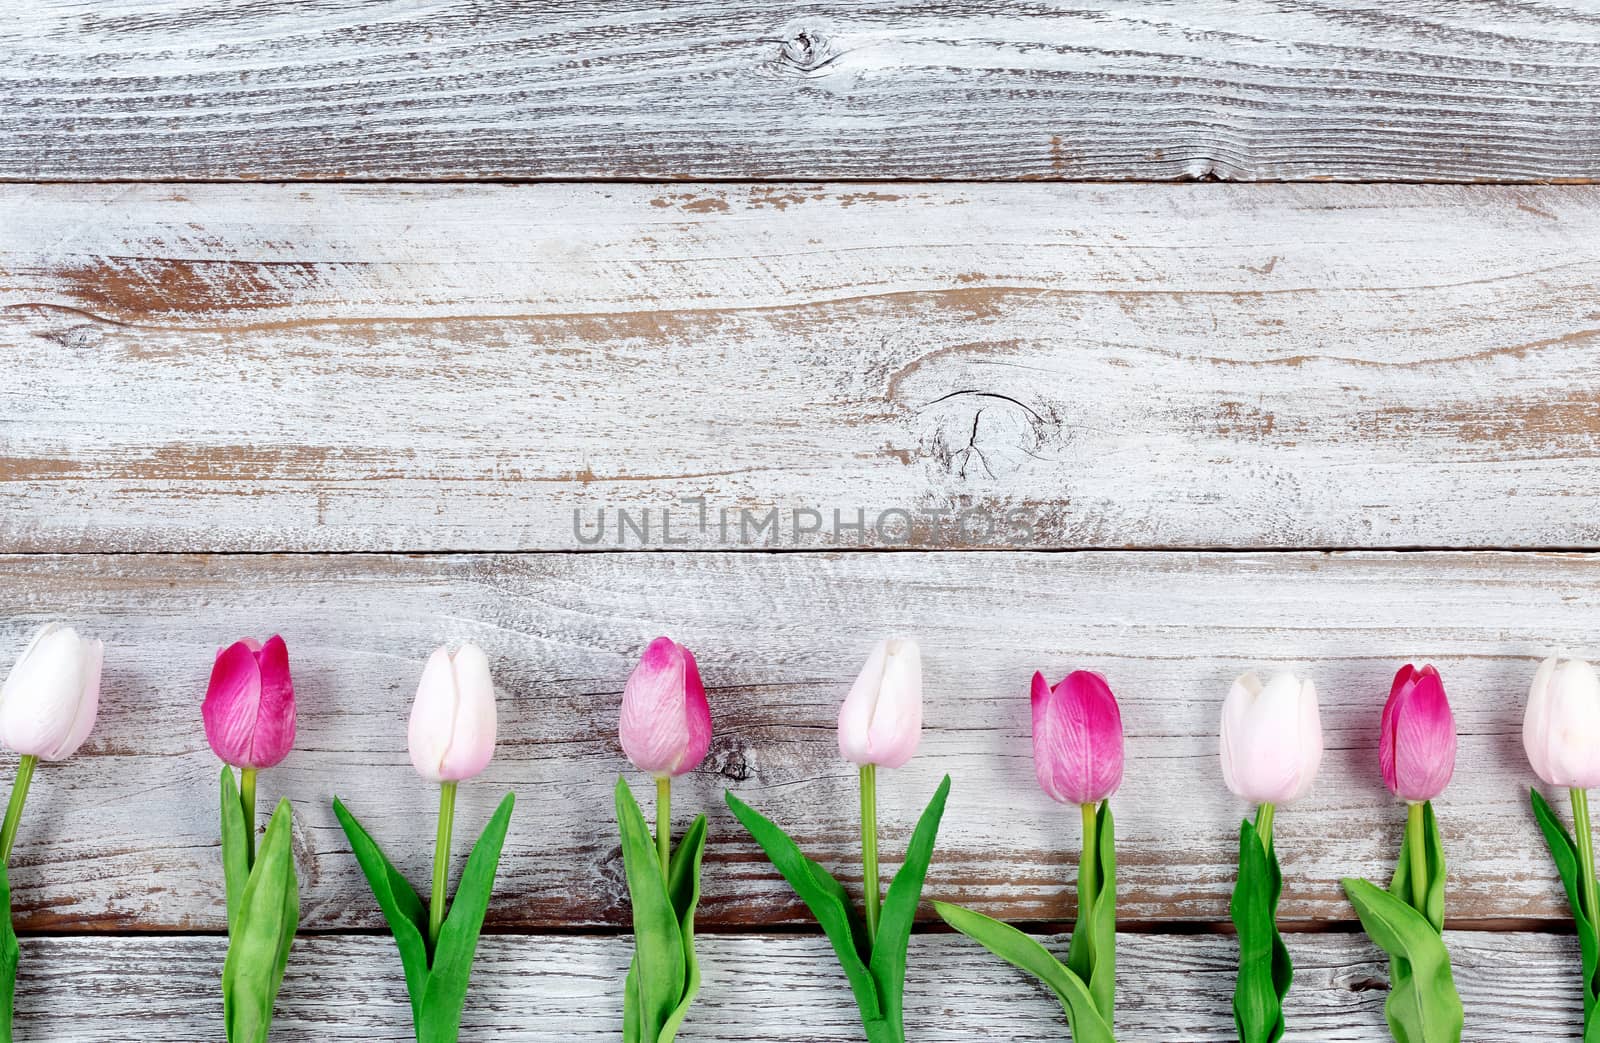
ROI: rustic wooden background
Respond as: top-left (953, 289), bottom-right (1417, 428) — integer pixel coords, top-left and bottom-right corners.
top-left (4, 2), bottom-right (1600, 1040)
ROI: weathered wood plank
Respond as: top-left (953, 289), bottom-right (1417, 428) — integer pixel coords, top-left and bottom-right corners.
top-left (5, 183), bottom-right (1600, 552)
top-left (4, 2), bottom-right (1600, 182)
top-left (7, 931), bottom-right (1585, 1041)
top-left (0, 550), bottom-right (1590, 931)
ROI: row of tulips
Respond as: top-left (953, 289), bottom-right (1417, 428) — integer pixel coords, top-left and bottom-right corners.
top-left (0, 625), bottom-right (1598, 1043)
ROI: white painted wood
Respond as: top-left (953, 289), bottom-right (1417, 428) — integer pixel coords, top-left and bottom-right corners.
top-left (6, 931), bottom-right (1584, 1041)
top-left (4, 2), bottom-right (1599, 181)
top-left (0, 550), bottom-right (1589, 930)
top-left (6, 183), bottom-right (1600, 552)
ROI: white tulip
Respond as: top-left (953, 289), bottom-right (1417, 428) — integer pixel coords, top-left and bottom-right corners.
top-left (0, 623), bottom-right (102, 761)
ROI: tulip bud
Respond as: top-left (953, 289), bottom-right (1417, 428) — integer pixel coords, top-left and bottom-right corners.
top-left (409, 642), bottom-right (498, 784)
top-left (0, 623), bottom-right (103, 761)
top-left (1031, 670), bottom-right (1124, 806)
top-left (837, 639), bottom-right (923, 770)
top-left (1220, 670), bottom-right (1323, 806)
top-left (619, 637), bottom-right (711, 778)
top-left (1380, 664), bottom-right (1457, 802)
top-left (1523, 657), bottom-right (1600, 789)
top-left (203, 636), bottom-right (296, 770)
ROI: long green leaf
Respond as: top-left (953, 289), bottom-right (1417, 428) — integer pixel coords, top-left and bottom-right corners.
top-left (1531, 788), bottom-right (1600, 1040)
top-left (657, 813), bottom-right (708, 1043)
top-left (869, 775), bottom-right (951, 1041)
top-left (1389, 802), bottom-right (1446, 932)
top-left (219, 766), bottom-right (249, 936)
top-left (417, 791), bottom-right (515, 1043)
top-left (619, 778), bottom-right (685, 1043)
top-left (934, 901), bottom-right (1114, 1043)
top-left (1231, 818), bottom-right (1289, 1043)
top-left (1342, 878), bottom-right (1463, 1043)
top-left (0, 861), bottom-right (18, 1043)
top-left (221, 799), bottom-right (299, 1043)
top-left (723, 789), bottom-right (882, 1027)
top-left (332, 797), bottom-right (431, 1021)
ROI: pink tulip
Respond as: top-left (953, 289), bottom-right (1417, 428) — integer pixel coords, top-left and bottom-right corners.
top-left (619, 637), bottom-right (711, 777)
top-left (1379, 664), bottom-right (1457, 802)
top-left (409, 643), bottom-right (498, 783)
top-left (1524, 657), bottom-right (1600, 789)
top-left (1220, 671), bottom-right (1323, 806)
top-left (1031, 670), bottom-right (1124, 806)
top-left (203, 636), bottom-right (296, 770)
top-left (837, 639), bottom-right (923, 769)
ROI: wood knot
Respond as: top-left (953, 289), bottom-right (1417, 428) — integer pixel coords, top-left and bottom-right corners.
top-left (776, 28), bottom-right (838, 74)
top-left (918, 389), bottom-right (1062, 483)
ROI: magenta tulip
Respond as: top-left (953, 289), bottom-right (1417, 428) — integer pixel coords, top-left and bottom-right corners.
top-left (203, 635), bottom-right (296, 770)
top-left (619, 636), bottom-right (711, 778)
top-left (1380, 664), bottom-right (1457, 802)
top-left (1031, 670), bottom-right (1124, 806)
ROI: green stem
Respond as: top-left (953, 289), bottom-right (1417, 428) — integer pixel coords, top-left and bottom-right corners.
top-left (656, 775), bottom-right (672, 882)
top-left (0, 756), bottom-right (37, 868)
top-left (860, 764), bottom-right (880, 943)
top-left (1406, 801), bottom-right (1428, 913)
top-left (1573, 788), bottom-right (1600, 931)
top-left (1254, 801), bottom-right (1276, 854)
top-left (429, 781), bottom-right (458, 949)
top-left (239, 767), bottom-right (257, 868)
top-left (1080, 801), bottom-right (1099, 962)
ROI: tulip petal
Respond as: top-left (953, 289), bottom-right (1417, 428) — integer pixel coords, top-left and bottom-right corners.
top-left (45, 637), bottom-right (102, 761)
top-left (439, 642), bottom-right (496, 782)
top-left (1391, 666), bottom-right (1455, 801)
top-left (676, 647), bottom-right (712, 776)
top-left (1523, 657), bottom-right (1559, 785)
top-left (0, 626), bottom-right (87, 759)
top-left (1219, 672), bottom-right (1263, 800)
top-left (620, 637), bottom-right (692, 776)
top-left (1545, 659), bottom-right (1600, 789)
top-left (865, 639), bottom-right (922, 769)
top-left (203, 641), bottom-right (263, 768)
top-left (247, 635), bottom-right (296, 769)
top-left (409, 646), bottom-right (459, 782)
top-left (837, 640), bottom-right (889, 766)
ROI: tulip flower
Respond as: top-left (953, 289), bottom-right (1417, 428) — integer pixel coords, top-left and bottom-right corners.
top-left (0, 623), bottom-right (102, 1042)
top-left (407, 642), bottom-right (498, 946)
top-left (335, 643), bottom-right (514, 1043)
top-left (614, 637), bottom-right (714, 1043)
top-left (934, 668), bottom-right (1123, 1040)
top-left (1340, 665), bottom-right (1464, 1042)
top-left (837, 638), bottom-right (922, 769)
top-left (1525, 657), bottom-right (1600, 1037)
top-left (836, 637), bottom-right (924, 941)
top-left (201, 635), bottom-right (299, 1043)
top-left (1381, 664), bottom-right (1457, 804)
top-left (619, 636), bottom-right (711, 780)
top-left (726, 638), bottom-right (950, 1043)
top-left (1220, 670), bottom-right (1322, 1043)
top-left (1032, 670), bottom-right (1123, 807)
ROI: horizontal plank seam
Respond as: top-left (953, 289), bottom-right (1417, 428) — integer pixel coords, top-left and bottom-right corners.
top-left (9, 547), bottom-right (1600, 558)
top-left (2, 177), bottom-right (1598, 188)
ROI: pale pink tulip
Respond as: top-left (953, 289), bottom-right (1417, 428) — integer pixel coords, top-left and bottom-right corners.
top-left (1380, 664), bottom-right (1457, 802)
top-left (1032, 670), bottom-right (1124, 806)
top-left (1220, 671), bottom-right (1322, 806)
top-left (1524, 657), bottom-right (1600, 789)
top-left (619, 637), bottom-right (711, 777)
top-left (0, 623), bottom-right (102, 761)
top-left (409, 643), bottom-right (498, 783)
top-left (837, 639), bottom-right (922, 769)
top-left (203, 636), bottom-right (296, 770)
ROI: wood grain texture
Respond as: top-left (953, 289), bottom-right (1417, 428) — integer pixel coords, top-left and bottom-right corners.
top-left (5, 2), bottom-right (1600, 182)
top-left (0, 549), bottom-right (1590, 932)
top-left (6, 183), bottom-right (1600, 552)
top-left (4, 931), bottom-right (1586, 1041)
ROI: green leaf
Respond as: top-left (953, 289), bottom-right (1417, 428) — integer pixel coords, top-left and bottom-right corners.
top-left (724, 789), bottom-right (882, 1028)
top-left (869, 775), bottom-right (951, 1041)
top-left (1531, 788), bottom-right (1600, 1034)
top-left (933, 901), bottom-right (1114, 1043)
top-left (332, 797), bottom-right (431, 1021)
top-left (1342, 878), bottom-right (1463, 1043)
top-left (619, 778), bottom-right (686, 1043)
top-left (657, 813), bottom-right (708, 1043)
top-left (416, 792), bottom-right (515, 1043)
top-left (219, 766), bottom-right (249, 935)
top-left (1389, 802), bottom-right (1446, 932)
top-left (1231, 818), bottom-right (1289, 1043)
top-left (0, 861), bottom-right (19, 1043)
top-left (222, 799), bottom-right (299, 1043)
